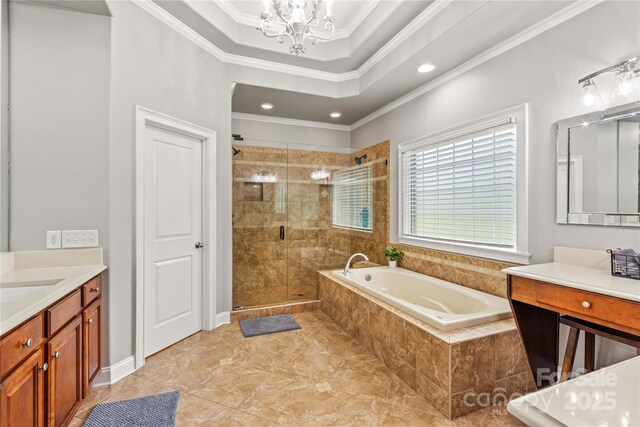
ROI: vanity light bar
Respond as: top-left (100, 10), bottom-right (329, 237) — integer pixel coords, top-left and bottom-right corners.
top-left (577, 57), bottom-right (639, 84)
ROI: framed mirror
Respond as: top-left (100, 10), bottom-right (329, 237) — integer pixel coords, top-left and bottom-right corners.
top-left (557, 102), bottom-right (640, 227)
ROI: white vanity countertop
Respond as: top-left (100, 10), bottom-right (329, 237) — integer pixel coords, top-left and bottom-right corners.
top-left (503, 263), bottom-right (640, 302)
top-left (508, 356), bottom-right (640, 427)
top-left (0, 249), bottom-right (106, 335)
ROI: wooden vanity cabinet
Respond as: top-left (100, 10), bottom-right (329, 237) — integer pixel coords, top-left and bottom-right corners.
top-left (46, 316), bottom-right (83, 427)
top-left (0, 349), bottom-right (46, 427)
top-left (83, 299), bottom-right (101, 397)
top-left (0, 273), bottom-right (104, 427)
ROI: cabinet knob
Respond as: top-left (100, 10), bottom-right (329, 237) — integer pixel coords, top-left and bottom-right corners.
top-left (90, 287), bottom-right (100, 293)
top-left (581, 301), bottom-right (591, 309)
top-left (52, 351), bottom-right (61, 360)
top-left (22, 338), bottom-right (33, 348)
top-left (87, 318), bottom-right (93, 325)
top-left (38, 363), bottom-right (48, 372)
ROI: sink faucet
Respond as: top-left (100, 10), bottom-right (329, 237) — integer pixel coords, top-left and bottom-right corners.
top-left (343, 253), bottom-right (369, 277)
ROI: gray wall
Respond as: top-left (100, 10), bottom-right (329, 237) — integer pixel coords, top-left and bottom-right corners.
top-left (1, 0), bottom-right (8, 253)
top-left (9, 2), bottom-right (111, 252)
top-left (107, 0), bottom-right (231, 364)
top-left (7, 1), bottom-right (233, 366)
top-left (351, 0), bottom-right (640, 264)
top-left (231, 117), bottom-right (351, 151)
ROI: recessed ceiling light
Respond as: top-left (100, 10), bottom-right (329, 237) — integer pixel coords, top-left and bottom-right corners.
top-left (330, 112), bottom-right (342, 118)
top-left (418, 63), bottom-right (435, 73)
top-left (260, 103), bottom-right (274, 110)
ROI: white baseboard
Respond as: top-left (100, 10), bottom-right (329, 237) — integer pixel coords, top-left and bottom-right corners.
top-left (215, 311), bottom-right (230, 327)
top-left (93, 355), bottom-right (136, 388)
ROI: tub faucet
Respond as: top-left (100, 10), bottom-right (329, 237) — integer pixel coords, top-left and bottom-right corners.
top-left (343, 253), bottom-right (369, 277)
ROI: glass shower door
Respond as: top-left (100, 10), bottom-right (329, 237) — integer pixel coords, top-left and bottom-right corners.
top-left (232, 145), bottom-right (289, 309)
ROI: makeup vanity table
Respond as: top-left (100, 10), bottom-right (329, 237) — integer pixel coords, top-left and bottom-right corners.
top-left (504, 249), bottom-right (640, 388)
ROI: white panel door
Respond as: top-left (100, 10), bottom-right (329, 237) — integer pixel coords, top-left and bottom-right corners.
top-left (144, 125), bottom-right (203, 357)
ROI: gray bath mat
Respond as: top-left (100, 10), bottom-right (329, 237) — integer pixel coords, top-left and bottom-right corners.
top-left (240, 314), bottom-right (301, 337)
top-left (83, 390), bottom-right (179, 427)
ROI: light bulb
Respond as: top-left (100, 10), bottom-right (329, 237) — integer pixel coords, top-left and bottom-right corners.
top-left (616, 66), bottom-right (638, 98)
top-left (262, 0), bottom-right (270, 14)
top-left (326, 0), bottom-right (333, 17)
top-left (581, 79), bottom-right (602, 108)
top-left (418, 64), bottom-right (435, 73)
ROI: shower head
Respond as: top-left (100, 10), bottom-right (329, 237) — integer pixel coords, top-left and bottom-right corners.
top-left (354, 154), bottom-right (367, 165)
top-left (232, 147), bottom-right (242, 156)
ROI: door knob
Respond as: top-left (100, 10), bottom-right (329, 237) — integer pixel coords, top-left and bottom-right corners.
top-left (52, 351), bottom-right (61, 360)
top-left (87, 318), bottom-right (93, 325)
top-left (22, 338), bottom-right (33, 348)
top-left (195, 242), bottom-right (204, 249)
top-left (39, 363), bottom-right (48, 372)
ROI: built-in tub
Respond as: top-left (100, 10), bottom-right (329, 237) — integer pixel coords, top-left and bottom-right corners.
top-left (331, 266), bottom-right (512, 331)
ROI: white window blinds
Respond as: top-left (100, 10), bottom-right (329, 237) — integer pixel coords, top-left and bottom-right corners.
top-left (333, 164), bottom-right (373, 231)
top-left (401, 122), bottom-right (517, 248)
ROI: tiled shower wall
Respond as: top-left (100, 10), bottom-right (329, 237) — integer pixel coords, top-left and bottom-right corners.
top-left (232, 146), bottom-right (344, 308)
top-left (232, 142), bottom-right (391, 309)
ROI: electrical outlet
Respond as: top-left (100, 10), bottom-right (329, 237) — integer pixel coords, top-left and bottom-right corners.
top-left (61, 230), bottom-right (99, 248)
top-left (46, 231), bottom-right (62, 249)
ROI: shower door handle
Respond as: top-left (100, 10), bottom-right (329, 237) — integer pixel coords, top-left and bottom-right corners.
top-left (280, 225), bottom-right (285, 240)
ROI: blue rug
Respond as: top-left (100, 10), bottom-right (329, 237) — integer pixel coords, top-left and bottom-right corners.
top-left (240, 314), bottom-right (301, 337)
top-left (83, 390), bottom-right (179, 427)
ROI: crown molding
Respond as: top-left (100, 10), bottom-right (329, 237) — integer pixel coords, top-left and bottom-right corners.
top-left (350, 0), bottom-right (605, 130)
top-left (224, 52), bottom-right (359, 82)
top-left (133, 0), bottom-right (226, 58)
top-left (135, 0), bottom-right (604, 122)
top-left (133, 0), bottom-right (448, 83)
top-left (358, 0), bottom-right (452, 76)
top-left (232, 112), bottom-right (351, 131)
top-left (133, 0), bottom-right (358, 82)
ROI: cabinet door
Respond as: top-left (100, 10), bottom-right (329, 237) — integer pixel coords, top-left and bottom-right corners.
top-left (83, 298), bottom-right (101, 397)
top-left (47, 316), bottom-right (82, 427)
top-left (0, 348), bottom-right (46, 427)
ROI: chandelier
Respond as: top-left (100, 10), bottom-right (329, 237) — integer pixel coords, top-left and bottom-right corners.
top-left (258, 0), bottom-right (335, 55)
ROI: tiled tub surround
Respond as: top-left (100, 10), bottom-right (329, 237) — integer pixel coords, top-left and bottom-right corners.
top-left (319, 272), bottom-right (533, 419)
top-left (395, 244), bottom-right (517, 298)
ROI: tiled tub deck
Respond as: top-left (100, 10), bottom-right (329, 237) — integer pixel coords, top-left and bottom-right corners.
top-left (319, 271), bottom-right (535, 419)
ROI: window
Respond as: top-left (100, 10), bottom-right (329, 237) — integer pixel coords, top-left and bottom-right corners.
top-left (333, 163), bottom-right (373, 231)
top-left (399, 106), bottom-right (529, 263)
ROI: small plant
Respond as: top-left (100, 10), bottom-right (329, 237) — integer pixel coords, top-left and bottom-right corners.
top-left (384, 247), bottom-right (404, 262)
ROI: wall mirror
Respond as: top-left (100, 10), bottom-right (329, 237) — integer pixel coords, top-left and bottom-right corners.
top-left (557, 102), bottom-right (640, 227)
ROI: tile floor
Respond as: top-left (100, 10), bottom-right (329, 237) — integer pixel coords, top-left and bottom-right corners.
top-left (71, 312), bottom-right (525, 426)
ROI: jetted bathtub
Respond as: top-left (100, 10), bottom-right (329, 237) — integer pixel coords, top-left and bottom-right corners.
top-left (331, 266), bottom-right (512, 331)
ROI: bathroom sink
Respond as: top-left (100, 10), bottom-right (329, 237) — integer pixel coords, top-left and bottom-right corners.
top-left (0, 278), bottom-right (63, 288)
top-left (0, 285), bottom-right (52, 303)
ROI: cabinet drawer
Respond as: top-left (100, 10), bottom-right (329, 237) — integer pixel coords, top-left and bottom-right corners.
top-left (535, 281), bottom-right (640, 333)
top-left (509, 276), bottom-right (536, 304)
top-left (46, 289), bottom-right (82, 337)
top-left (0, 314), bottom-right (44, 379)
top-left (82, 275), bottom-right (102, 306)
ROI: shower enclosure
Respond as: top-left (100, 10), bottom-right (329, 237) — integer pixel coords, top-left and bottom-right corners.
top-left (232, 141), bottom-right (390, 310)
top-left (232, 144), bottom-right (347, 309)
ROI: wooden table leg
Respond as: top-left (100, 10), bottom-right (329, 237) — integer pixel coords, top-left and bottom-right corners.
top-left (561, 327), bottom-right (580, 381)
top-left (510, 300), bottom-right (559, 388)
top-left (584, 332), bottom-right (595, 373)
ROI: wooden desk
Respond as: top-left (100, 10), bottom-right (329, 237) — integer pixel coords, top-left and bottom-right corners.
top-left (506, 272), bottom-right (640, 389)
